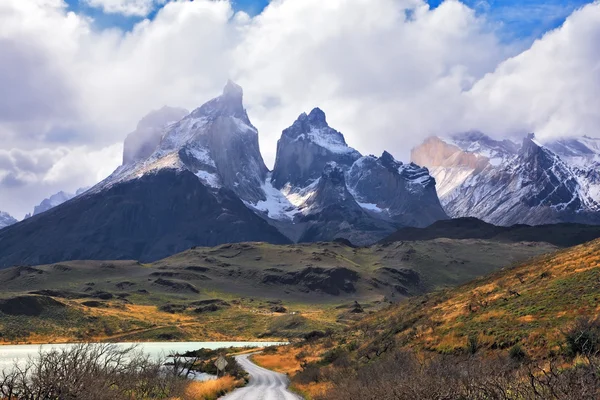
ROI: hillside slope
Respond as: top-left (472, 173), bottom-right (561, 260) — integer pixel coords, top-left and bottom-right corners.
top-left (0, 239), bottom-right (555, 343)
top-left (326, 237), bottom-right (600, 359)
top-left (274, 238), bottom-right (600, 399)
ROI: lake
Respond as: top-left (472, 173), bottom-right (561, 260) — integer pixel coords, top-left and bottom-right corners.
top-left (0, 341), bottom-right (285, 380)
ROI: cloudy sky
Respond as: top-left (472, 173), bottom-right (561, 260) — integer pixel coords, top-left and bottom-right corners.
top-left (1, 0), bottom-right (599, 219)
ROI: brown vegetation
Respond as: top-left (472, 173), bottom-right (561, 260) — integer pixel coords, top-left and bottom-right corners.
top-left (174, 376), bottom-right (242, 400)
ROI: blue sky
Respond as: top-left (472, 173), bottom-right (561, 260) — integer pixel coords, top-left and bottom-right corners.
top-left (65, 0), bottom-right (593, 40)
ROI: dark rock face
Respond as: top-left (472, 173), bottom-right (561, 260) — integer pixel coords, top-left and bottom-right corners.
top-left (297, 163), bottom-right (397, 245)
top-left (271, 108), bottom-right (361, 190)
top-left (261, 266), bottom-right (359, 295)
top-left (519, 136), bottom-right (582, 210)
top-left (347, 152), bottom-right (448, 227)
top-left (123, 106), bottom-right (188, 165)
top-left (0, 169), bottom-right (290, 268)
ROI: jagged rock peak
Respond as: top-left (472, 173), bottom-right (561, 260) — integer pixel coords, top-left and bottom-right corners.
top-left (521, 133), bottom-right (542, 157)
top-left (271, 107), bottom-right (361, 190)
top-left (285, 108), bottom-right (337, 139)
top-left (307, 107), bottom-right (327, 127)
top-left (0, 211), bottom-right (17, 229)
top-left (191, 80), bottom-right (249, 122)
top-left (223, 79), bottom-right (244, 99)
top-left (380, 150), bottom-right (402, 169)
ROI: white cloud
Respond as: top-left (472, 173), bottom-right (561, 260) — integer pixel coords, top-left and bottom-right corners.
top-left (464, 2), bottom-right (600, 140)
top-left (0, 0), bottom-right (599, 218)
top-left (83, 0), bottom-right (166, 17)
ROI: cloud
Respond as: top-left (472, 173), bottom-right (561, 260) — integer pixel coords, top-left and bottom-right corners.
top-left (463, 2), bottom-right (600, 140)
top-left (0, 0), bottom-right (599, 218)
top-left (83, 0), bottom-right (167, 17)
top-left (0, 144), bottom-right (122, 218)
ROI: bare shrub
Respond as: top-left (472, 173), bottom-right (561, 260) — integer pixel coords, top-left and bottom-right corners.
top-left (0, 344), bottom-right (189, 400)
top-left (313, 349), bottom-right (600, 400)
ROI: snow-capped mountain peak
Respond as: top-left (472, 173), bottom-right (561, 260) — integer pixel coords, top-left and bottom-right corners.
top-left (92, 81), bottom-right (268, 205)
top-left (271, 108), bottom-right (361, 190)
top-left (282, 108), bottom-right (358, 155)
top-left (0, 211), bottom-right (17, 230)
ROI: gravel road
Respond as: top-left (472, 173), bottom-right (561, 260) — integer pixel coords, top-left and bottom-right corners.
top-left (219, 354), bottom-right (302, 400)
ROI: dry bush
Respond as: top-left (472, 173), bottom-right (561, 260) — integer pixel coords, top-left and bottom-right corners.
top-left (0, 343), bottom-right (190, 400)
top-left (313, 349), bottom-right (600, 400)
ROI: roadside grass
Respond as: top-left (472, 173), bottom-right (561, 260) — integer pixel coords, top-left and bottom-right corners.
top-left (173, 376), bottom-right (243, 400)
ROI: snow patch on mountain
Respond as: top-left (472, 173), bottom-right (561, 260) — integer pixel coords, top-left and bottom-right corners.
top-left (294, 127), bottom-right (357, 155)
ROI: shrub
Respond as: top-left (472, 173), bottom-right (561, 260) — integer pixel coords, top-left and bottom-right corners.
top-left (564, 317), bottom-right (600, 357)
top-left (262, 345), bottom-right (279, 354)
top-left (467, 334), bottom-right (479, 355)
top-left (509, 343), bottom-right (527, 361)
top-left (0, 344), bottom-right (188, 400)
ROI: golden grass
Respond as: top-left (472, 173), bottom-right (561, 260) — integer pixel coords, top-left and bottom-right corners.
top-left (253, 343), bottom-right (324, 375)
top-left (173, 376), bottom-right (242, 400)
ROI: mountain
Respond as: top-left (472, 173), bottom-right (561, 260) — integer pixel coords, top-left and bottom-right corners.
top-left (96, 80), bottom-right (269, 205)
top-left (0, 169), bottom-right (290, 268)
top-left (412, 132), bottom-right (600, 226)
top-left (0, 212), bottom-right (17, 230)
top-left (123, 106), bottom-right (189, 165)
top-left (0, 82), bottom-right (290, 267)
top-left (26, 188), bottom-right (89, 218)
top-left (271, 108), bottom-right (361, 190)
top-left (247, 108), bottom-right (447, 243)
top-left (347, 151), bottom-right (447, 227)
top-left (296, 162), bottom-right (397, 245)
top-left (0, 81), bottom-right (446, 267)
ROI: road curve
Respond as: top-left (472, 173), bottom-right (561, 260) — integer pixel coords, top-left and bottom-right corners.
top-left (219, 354), bottom-right (302, 400)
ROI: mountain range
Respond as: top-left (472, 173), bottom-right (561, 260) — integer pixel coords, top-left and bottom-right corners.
top-left (2, 82), bottom-right (600, 268)
top-left (0, 82), bottom-right (446, 267)
top-left (412, 132), bottom-right (600, 226)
